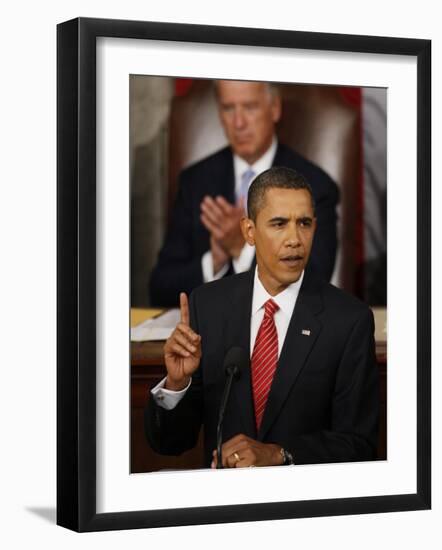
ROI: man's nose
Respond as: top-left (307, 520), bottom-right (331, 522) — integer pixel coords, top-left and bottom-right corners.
top-left (233, 108), bottom-right (246, 128)
top-left (285, 224), bottom-right (301, 247)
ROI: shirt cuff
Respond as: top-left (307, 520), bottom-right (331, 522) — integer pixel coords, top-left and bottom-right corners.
top-left (151, 377), bottom-right (192, 410)
top-left (201, 250), bottom-right (229, 282)
top-left (232, 243), bottom-right (255, 273)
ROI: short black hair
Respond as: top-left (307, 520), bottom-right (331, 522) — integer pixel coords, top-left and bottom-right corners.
top-left (247, 166), bottom-right (316, 221)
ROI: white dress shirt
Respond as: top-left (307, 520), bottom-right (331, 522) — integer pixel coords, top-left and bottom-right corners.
top-left (250, 267), bottom-right (304, 358)
top-left (151, 267), bottom-right (304, 409)
top-left (201, 137), bottom-right (278, 282)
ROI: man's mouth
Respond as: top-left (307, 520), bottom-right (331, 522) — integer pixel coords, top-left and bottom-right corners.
top-left (234, 135), bottom-right (251, 144)
top-left (280, 255), bottom-right (303, 266)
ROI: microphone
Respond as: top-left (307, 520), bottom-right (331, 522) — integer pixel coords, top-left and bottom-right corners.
top-left (216, 347), bottom-right (248, 469)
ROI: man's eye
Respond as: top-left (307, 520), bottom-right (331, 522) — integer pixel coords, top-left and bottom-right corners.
top-left (244, 103), bottom-right (259, 112)
top-left (299, 219), bottom-right (312, 227)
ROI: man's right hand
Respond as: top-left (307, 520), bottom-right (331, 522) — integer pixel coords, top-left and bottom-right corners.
top-left (164, 293), bottom-right (202, 391)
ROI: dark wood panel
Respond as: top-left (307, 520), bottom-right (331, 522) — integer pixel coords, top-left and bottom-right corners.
top-left (131, 341), bottom-right (164, 366)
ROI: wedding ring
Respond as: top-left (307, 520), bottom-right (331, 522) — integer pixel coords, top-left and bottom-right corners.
top-left (233, 452), bottom-right (240, 462)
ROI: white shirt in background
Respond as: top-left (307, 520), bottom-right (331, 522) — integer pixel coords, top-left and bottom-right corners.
top-left (201, 138), bottom-right (278, 282)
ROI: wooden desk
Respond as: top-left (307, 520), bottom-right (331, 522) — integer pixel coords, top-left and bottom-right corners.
top-left (131, 308), bottom-right (387, 473)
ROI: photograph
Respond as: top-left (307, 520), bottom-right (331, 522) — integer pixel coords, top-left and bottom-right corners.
top-left (129, 76), bottom-right (388, 474)
top-left (2, 0), bottom-right (440, 547)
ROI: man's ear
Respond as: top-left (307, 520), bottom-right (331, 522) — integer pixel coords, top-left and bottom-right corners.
top-left (241, 217), bottom-right (256, 246)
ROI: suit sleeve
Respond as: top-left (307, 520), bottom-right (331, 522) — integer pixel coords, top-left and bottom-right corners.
top-left (149, 172), bottom-right (205, 307)
top-left (144, 292), bottom-right (204, 456)
top-left (289, 308), bottom-right (379, 464)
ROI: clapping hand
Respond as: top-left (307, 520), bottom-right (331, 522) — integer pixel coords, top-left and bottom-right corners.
top-left (200, 195), bottom-right (246, 259)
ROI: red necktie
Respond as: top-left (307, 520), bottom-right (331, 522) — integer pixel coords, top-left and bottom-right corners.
top-left (251, 299), bottom-right (279, 430)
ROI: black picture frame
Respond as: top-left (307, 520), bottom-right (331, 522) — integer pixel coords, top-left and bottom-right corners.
top-left (57, 17), bottom-right (431, 532)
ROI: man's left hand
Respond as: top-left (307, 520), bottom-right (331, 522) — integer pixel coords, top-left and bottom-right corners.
top-left (211, 434), bottom-right (284, 468)
top-left (200, 196), bottom-right (245, 259)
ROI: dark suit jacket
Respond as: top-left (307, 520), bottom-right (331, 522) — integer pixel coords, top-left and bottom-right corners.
top-left (145, 268), bottom-right (379, 467)
top-left (150, 144), bottom-right (339, 307)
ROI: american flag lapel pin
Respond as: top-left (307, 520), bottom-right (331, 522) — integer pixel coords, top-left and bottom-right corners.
top-left (302, 329), bottom-right (311, 336)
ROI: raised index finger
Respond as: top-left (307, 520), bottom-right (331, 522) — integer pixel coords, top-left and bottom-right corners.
top-left (179, 292), bottom-right (190, 326)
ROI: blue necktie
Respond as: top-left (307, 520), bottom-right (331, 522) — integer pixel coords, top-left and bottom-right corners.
top-left (238, 168), bottom-right (255, 212)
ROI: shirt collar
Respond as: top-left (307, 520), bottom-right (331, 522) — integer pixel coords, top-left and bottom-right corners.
top-left (233, 136), bottom-right (278, 182)
top-left (251, 267), bottom-right (304, 318)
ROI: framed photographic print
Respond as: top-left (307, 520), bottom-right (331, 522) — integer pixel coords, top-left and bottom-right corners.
top-left (57, 17), bottom-right (431, 532)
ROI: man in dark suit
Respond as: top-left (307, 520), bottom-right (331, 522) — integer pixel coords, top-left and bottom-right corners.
top-left (145, 167), bottom-right (379, 468)
top-left (150, 80), bottom-right (339, 307)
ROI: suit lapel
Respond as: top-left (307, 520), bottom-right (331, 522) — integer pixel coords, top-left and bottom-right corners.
top-left (222, 271), bottom-right (256, 438)
top-left (258, 271), bottom-right (324, 441)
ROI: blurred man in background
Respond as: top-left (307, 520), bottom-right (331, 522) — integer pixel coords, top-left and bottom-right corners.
top-left (150, 80), bottom-right (339, 307)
